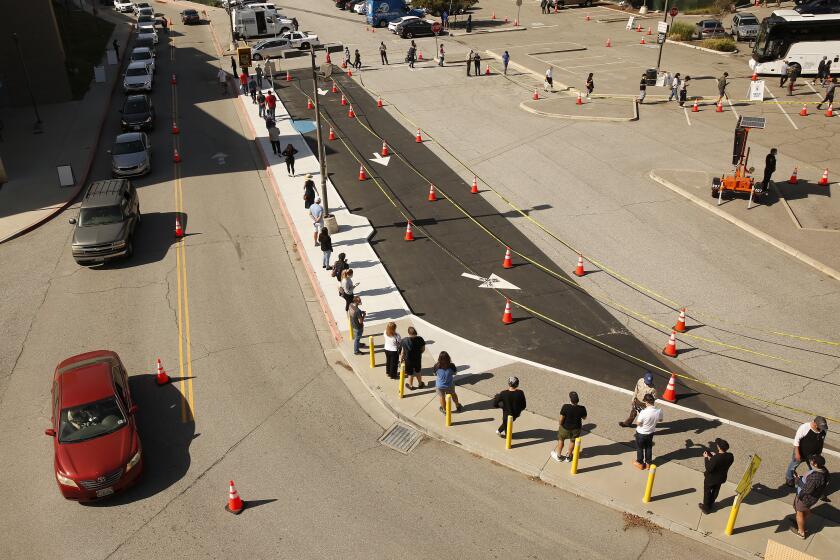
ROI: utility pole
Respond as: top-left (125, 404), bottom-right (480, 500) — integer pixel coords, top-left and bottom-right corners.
top-left (11, 33), bottom-right (43, 134)
top-left (310, 45), bottom-right (329, 218)
top-left (226, 5), bottom-right (236, 51)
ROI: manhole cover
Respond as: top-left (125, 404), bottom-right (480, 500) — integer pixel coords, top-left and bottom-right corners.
top-left (379, 423), bottom-right (422, 455)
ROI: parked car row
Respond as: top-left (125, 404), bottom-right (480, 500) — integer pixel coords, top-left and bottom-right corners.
top-left (692, 14), bottom-right (759, 41)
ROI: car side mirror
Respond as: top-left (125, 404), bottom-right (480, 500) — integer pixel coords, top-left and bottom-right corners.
top-left (69, 218), bottom-right (77, 225)
top-left (129, 405), bottom-right (139, 415)
top-left (45, 428), bottom-right (56, 437)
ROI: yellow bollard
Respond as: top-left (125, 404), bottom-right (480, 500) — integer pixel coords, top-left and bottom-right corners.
top-left (505, 415), bottom-right (513, 450)
top-left (348, 318), bottom-right (354, 339)
top-left (570, 437), bottom-right (582, 475)
top-left (642, 464), bottom-right (657, 503)
top-left (445, 394), bottom-right (452, 427)
top-left (399, 362), bottom-right (406, 399)
top-left (369, 335), bottom-right (375, 368)
top-left (725, 494), bottom-right (742, 536)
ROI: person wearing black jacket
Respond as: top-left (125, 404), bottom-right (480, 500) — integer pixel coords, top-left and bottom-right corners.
top-left (699, 438), bottom-right (734, 514)
top-left (493, 377), bottom-right (526, 438)
top-left (318, 227), bottom-right (332, 270)
top-left (762, 148), bottom-right (777, 190)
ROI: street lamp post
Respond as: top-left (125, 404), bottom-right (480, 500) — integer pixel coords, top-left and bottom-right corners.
top-left (310, 45), bottom-right (329, 219)
top-left (225, 5), bottom-right (236, 51)
top-left (11, 33), bottom-right (43, 134)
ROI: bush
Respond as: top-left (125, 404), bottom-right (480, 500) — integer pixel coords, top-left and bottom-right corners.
top-left (701, 38), bottom-right (737, 51)
top-left (668, 21), bottom-right (694, 41)
top-left (411, 0), bottom-right (479, 16)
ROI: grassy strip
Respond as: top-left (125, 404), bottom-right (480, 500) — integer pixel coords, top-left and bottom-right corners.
top-left (667, 21), bottom-right (695, 41)
top-left (701, 38), bottom-right (737, 52)
top-left (52, 1), bottom-right (115, 99)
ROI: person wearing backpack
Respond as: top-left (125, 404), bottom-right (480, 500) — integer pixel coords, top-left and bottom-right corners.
top-left (332, 253), bottom-right (348, 282)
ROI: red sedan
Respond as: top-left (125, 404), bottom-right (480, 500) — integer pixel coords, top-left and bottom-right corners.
top-left (45, 350), bottom-right (142, 500)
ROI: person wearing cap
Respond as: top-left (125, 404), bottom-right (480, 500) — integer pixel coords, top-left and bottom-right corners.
top-left (619, 372), bottom-right (657, 428)
top-left (791, 454), bottom-right (830, 538)
top-left (493, 377), bottom-right (527, 438)
top-left (303, 174), bottom-right (316, 209)
top-left (786, 417), bottom-right (828, 488)
top-left (633, 393), bottom-right (663, 470)
top-left (699, 438), bottom-right (734, 514)
top-left (309, 197), bottom-right (324, 246)
top-left (551, 391), bottom-right (587, 463)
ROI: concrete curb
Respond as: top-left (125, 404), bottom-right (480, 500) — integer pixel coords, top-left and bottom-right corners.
top-left (519, 99), bottom-right (639, 122)
top-left (649, 170), bottom-right (840, 283)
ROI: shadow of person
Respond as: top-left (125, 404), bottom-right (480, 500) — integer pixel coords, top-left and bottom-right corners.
top-left (653, 417), bottom-right (722, 437)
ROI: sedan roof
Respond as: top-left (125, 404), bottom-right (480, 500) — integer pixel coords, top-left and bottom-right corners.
top-left (116, 132), bottom-right (144, 143)
top-left (57, 359), bottom-right (116, 408)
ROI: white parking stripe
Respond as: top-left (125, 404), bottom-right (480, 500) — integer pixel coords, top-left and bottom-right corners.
top-left (726, 97), bottom-right (740, 120)
top-left (766, 87), bottom-right (799, 130)
top-left (684, 107), bottom-right (692, 126)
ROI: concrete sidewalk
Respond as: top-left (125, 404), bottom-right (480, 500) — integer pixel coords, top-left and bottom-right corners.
top-left (235, 80), bottom-right (840, 559)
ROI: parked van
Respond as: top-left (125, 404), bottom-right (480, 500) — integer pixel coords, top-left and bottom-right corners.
top-left (232, 6), bottom-right (293, 39)
top-left (366, 0), bottom-right (424, 28)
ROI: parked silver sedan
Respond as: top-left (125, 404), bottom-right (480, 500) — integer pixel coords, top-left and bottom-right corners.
top-left (110, 132), bottom-right (151, 177)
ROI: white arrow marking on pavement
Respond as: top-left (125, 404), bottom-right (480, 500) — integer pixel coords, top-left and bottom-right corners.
top-left (370, 152), bottom-right (390, 166)
top-left (317, 88), bottom-right (329, 95)
top-left (211, 152), bottom-right (228, 165)
top-left (460, 272), bottom-right (520, 290)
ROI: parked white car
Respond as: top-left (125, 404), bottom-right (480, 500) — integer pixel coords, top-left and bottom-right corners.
top-left (280, 31), bottom-right (321, 49)
top-left (129, 47), bottom-right (156, 74)
top-left (250, 37), bottom-right (293, 60)
top-left (136, 27), bottom-right (158, 44)
top-left (123, 61), bottom-right (153, 92)
top-left (353, 1), bottom-right (367, 14)
top-left (388, 16), bottom-right (419, 33)
top-left (114, 0), bottom-right (134, 13)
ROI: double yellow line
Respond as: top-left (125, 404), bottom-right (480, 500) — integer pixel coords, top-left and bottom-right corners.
top-left (170, 35), bottom-right (195, 423)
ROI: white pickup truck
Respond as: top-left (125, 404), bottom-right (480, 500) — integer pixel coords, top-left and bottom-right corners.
top-left (280, 31), bottom-right (321, 49)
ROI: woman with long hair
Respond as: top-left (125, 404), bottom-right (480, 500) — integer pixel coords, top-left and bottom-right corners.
top-left (433, 351), bottom-right (462, 413)
top-left (383, 322), bottom-right (402, 379)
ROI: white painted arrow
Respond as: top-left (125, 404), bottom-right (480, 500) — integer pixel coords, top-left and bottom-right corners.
top-left (460, 272), bottom-right (520, 290)
top-left (370, 152), bottom-right (390, 166)
top-left (317, 88), bottom-right (329, 95)
top-left (211, 152), bottom-right (228, 165)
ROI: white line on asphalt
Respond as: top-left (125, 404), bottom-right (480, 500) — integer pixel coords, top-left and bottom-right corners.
top-left (564, 61), bottom-right (628, 70)
top-left (683, 107), bottom-right (691, 126)
top-left (726, 97), bottom-right (739, 120)
top-left (766, 88), bottom-right (799, 130)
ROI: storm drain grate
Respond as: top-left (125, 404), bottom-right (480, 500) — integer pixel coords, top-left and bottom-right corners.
top-left (379, 423), bottom-right (423, 455)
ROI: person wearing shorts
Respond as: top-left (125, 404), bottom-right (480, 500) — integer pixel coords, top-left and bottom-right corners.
top-left (309, 197), bottom-right (324, 246)
top-left (434, 351), bottom-right (462, 413)
top-left (551, 391), bottom-right (587, 462)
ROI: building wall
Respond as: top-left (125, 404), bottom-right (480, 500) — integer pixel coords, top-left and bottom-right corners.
top-left (0, 0), bottom-right (73, 107)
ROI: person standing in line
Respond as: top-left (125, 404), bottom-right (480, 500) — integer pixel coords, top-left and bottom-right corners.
top-left (545, 67), bottom-right (554, 92)
top-left (716, 71), bottom-right (729, 104)
top-left (585, 73), bottom-right (594, 98)
top-left (441, 10), bottom-right (448, 30)
top-left (551, 391), bottom-right (587, 462)
top-left (257, 90), bottom-right (266, 117)
top-left (788, 63), bottom-right (800, 96)
top-left (791, 454), bottom-right (830, 539)
top-left (230, 55), bottom-right (237, 78)
top-left (466, 14), bottom-right (472, 33)
top-left (407, 46), bottom-right (416, 69)
top-left (502, 50), bottom-right (510, 75)
top-left (379, 41), bottom-right (388, 65)
top-left (303, 173), bottom-right (316, 209)
top-left (239, 71), bottom-right (249, 94)
top-left (319, 227), bottom-right (333, 270)
top-left (218, 66), bottom-right (228, 94)
top-left (255, 63), bottom-right (263, 89)
top-left (264, 114), bottom-right (275, 133)
top-left (248, 76), bottom-right (258, 103)
top-left (473, 51), bottom-right (481, 76)
top-left (268, 123), bottom-right (281, 156)
top-left (344, 46), bottom-right (351, 68)
top-left (633, 394), bottom-right (663, 470)
top-left (669, 72), bottom-right (681, 102)
top-left (493, 377), bottom-right (527, 438)
top-left (332, 253), bottom-right (348, 283)
top-left (814, 56), bottom-right (828, 85)
top-left (466, 49), bottom-right (474, 76)
top-left (779, 60), bottom-right (790, 87)
top-left (438, 43), bottom-right (445, 66)
top-left (762, 148), bottom-right (777, 190)
top-left (786, 417), bottom-right (829, 487)
top-left (541, 0), bottom-right (548, 14)
top-left (824, 59), bottom-right (832, 85)
top-left (309, 196), bottom-right (324, 247)
top-left (340, 269), bottom-right (358, 311)
top-left (291, 17), bottom-right (299, 31)
top-left (434, 351), bottom-right (462, 414)
top-left (353, 48), bottom-right (362, 69)
top-left (638, 73), bottom-right (647, 104)
top-left (816, 77), bottom-right (836, 110)
top-left (348, 296), bottom-right (366, 355)
top-left (265, 59), bottom-right (276, 85)
top-left (679, 75), bottom-right (691, 107)
top-left (699, 438), bottom-right (734, 514)
top-left (619, 371), bottom-right (657, 427)
top-left (265, 90), bottom-right (277, 119)
top-left (282, 143), bottom-right (299, 176)
top-left (399, 326), bottom-right (426, 390)
top-left (113, 39), bottom-right (120, 60)
top-left (383, 322), bottom-right (402, 379)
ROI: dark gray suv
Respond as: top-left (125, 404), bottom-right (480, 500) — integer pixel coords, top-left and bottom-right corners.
top-left (70, 179), bottom-right (140, 265)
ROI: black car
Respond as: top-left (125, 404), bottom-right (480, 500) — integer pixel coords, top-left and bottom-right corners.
top-left (120, 94), bottom-right (155, 132)
top-left (181, 9), bottom-right (200, 24)
top-left (795, 0), bottom-right (840, 14)
top-left (400, 19), bottom-right (434, 39)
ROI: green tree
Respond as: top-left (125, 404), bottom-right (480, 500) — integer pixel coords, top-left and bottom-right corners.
top-left (412, 0), bottom-right (479, 17)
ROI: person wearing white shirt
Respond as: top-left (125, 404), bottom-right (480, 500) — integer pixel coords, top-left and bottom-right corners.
top-left (633, 393), bottom-right (663, 470)
top-left (383, 322), bottom-right (402, 379)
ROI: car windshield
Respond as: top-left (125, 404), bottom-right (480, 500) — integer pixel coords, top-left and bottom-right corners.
top-left (126, 66), bottom-right (148, 77)
top-left (124, 98), bottom-right (149, 113)
top-left (113, 140), bottom-right (145, 155)
top-left (138, 15), bottom-right (153, 23)
top-left (58, 397), bottom-right (127, 443)
top-left (79, 205), bottom-right (124, 226)
top-left (185, 9), bottom-right (198, 15)
top-left (131, 51), bottom-right (152, 61)
top-left (740, 16), bottom-right (759, 24)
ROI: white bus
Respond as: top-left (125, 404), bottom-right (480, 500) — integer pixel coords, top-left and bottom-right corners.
top-left (750, 11), bottom-right (840, 76)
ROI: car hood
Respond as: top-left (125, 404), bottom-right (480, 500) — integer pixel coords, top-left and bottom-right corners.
top-left (123, 109), bottom-right (152, 123)
top-left (73, 221), bottom-right (129, 246)
top-left (124, 74), bottom-right (151, 86)
top-left (112, 151), bottom-right (148, 169)
top-left (56, 426), bottom-right (134, 479)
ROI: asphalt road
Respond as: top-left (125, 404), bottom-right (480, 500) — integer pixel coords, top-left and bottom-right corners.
top-left (0, 4), bottom-right (733, 559)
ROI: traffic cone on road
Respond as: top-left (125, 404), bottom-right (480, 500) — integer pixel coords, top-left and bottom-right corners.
top-left (347, 105), bottom-right (355, 118)
top-left (325, 52), bottom-right (331, 64)
top-left (225, 480), bottom-right (244, 515)
top-left (492, 11), bottom-right (496, 19)
top-left (404, 221), bottom-right (415, 241)
top-left (171, 73), bottom-right (177, 85)
top-left (788, 167), bottom-right (798, 184)
top-left (415, 128), bottom-right (423, 143)
top-left (341, 61), bottom-right (347, 69)
top-left (640, 36), bottom-right (646, 45)
top-left (585, 15), bottom-right (591, 21)
top-left (173, 148), bottom-right (181, 163)
top-left (418, 51), bottom-right (423, 61)
top-left (573, 254), bottom-right (585, 277)
top-left (307, 98), bottom-right (314, 110)
top-left (692, 99), bottom-right (699, 112)
top-left (358, 165), bottom-right (367, 181)
top-left (155, 358), bottom-right (171, 385)
top-left (605, 38), bottom-right (611, 47)
top-left (662, 331), bottom-right (678, 357)
top-left (826, 104), bottom-right (834, 117)
top-left (377, 96), bottom-right (383, 108)
top-left (819, 168), bottom-right (830, 185)
top-left (716, 99), bottom-right (723, 112)
top-left (661, 373), bottom-right (678, 403)
top-left (502, 299), bottom-right (514, 325)
top-left (647, 26), bottom-right (652, 35)
top-left (174, 216), bottom-right (184, 238)
top-left (800, 104), bottom-right (808, 116)
top-left (636, 23), bottom-right (642, 32)
top-left (471, 176), bottom-right (479, 194)
top-left (502, 247), bottom-right (513, 269)
top-left (348, 69), bottom-right (353, 77)
top-left (427, 183), bottom-right (437, 201)
top-left (340, 94), bottom-right (347, 106)
top-left (533, 88), bottom-right (539, 100)
top-left (171, 120), bottom-right (179, 134)
top-left (674, 308), bottom-right (687, 333)
top-left (285, 71), bottom-right (291, 82)
top-left (381, 141), bottom-right (388, 156)
top-left (751, 72), bottom-right (758, 81)
top-left (331, 82), bottom-right (338, 93)
top-left (576, 92), bottom-right (583, 105)
top-left (328, 127), bottom-right (336, 141)
top-left (485, 66), bottom-right (490, 76)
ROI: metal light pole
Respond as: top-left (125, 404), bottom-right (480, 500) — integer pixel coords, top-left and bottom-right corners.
top-left (11, 33), bottom-right (43, 134)
top-left (655, 0), bottom-right (671, 73)
top-left (226, 5), bottom-right (236, 51)
top-left (310, 45), bottom-right (329, 217)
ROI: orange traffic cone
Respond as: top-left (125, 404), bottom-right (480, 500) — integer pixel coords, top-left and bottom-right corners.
top-left (662, 331), bottom-right (678, 357)
top-left (347, 105), bottom-right (355, 118)
top-left (502, 247), bottom-right (513, 269)
top-left (532, 88), bottom-right (539, 101)
top-left (377, 96), bottom-right (383, 108)
top-left (800, 104), bottom-right (808, 116)
top-left (285, 71), bottom-right (291, 82)
top-left (605, 38), bottom-right (611, 47)
top-left (819, 168), bottom-right (829, 185)
top-left (716, 99), bottom-right (723, 112)
top-left (171, 120), bottom-right (179, 134)
top-left (331, 82), bottom-right (338, 93)
top-left (661, 373), bottom-right (678, 403)
top-left (501, 299), bottom-right (514, 325)
top-left (358, 165), bottom-right (367, 181)
top-left (325, 52), bottom-right (331, 64)
top-left (470, 176), bottom-right (479, 194)
top-left (585, 15), bottom-right (591, 21)
top-left (674, 308), bottom-right (687, 333)
top-left (826, 104), bottom-right (834, 117)
top-left (636, 23), bottom-right (642, 32)
top-left (404, 221), bottom-right (415, 241)
top-left (492, 11), bottom-right (496, 19)
top-left (418, 51), bottom-right (423, 61)
top-left (427, 183), bottom-right (437, 201)
top-left (788, 167), bottom-right (798, 184)
top-left (341, 61), bottom-right (347, 69)
top-left (415, 128), bottom-right (423, 143)
top-left (307, 98), bottom-right (314, 110)
top-left (380, 142), bottom-right (388, 156)
top-left (174, 216), bottom-right (184, 238)
top-left (647, 26), bottom-right (652, 35)
top-left (576, 92), bottom-right (582, 105)
top-left (225, 480), bottom-right (244, 514)
top-left (485, 66), bottom-right (490, 76)
top-left (573, 254), bottom-right (585, 277)
top-left (328, 127), bottom-right (336, 141)
top-left (639, 36), bottom-right (646, 45)
top-left (340, 94), bottom-right (347, 106)
top-left (171, 73), bottom-right (177, 85)
top-left (751, 72), bottom-right (758, 81)
top-left (348, 69), bottom-right (353, 77)
top-left (155, 358), bottom-right (171, 385)
top-left (173, 148), bottom-right (181, 163)
top-left (692, 99), bottom-right (699, 113)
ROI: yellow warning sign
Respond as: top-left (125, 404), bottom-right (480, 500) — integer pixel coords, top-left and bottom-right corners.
top-left (735, 454), bottom-right (762, 499)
